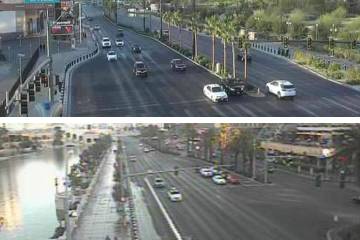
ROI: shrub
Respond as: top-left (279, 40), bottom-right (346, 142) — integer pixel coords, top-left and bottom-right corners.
top-left (346, 67), bottom-right (360, 85)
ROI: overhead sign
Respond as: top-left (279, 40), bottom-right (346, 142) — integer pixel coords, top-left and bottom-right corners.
top-left (51, 24), bottom-right (73, 35)
top-left (24, 0), bottom-right (60, 3)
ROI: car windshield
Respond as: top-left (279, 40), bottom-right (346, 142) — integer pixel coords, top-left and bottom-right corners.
top-left (171, 190), bottom-right (180, 194)
top-left (103, 38), bottom-right (109, 41)
top-left (281, 84), bottom-right (294, 89)
top-left (175, 60), bottom-right (184, 64)
top-left (136, 63), bottom-right (145, 68)
top-left (212, 87), bottom-right (223, 92)
top-left (108, 52), bottom-right (115, 55)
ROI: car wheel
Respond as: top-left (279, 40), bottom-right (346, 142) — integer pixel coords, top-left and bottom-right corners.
top-left (277, 92), bottom-right (282, 99)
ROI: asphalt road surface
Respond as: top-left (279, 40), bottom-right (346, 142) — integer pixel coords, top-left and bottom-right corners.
top-left (123, 137), bottom-right (360, 240)
top-left (68, 5), bottom-right (360, 116)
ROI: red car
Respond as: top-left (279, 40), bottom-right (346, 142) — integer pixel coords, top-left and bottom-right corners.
top-left (227, 174), bottom-right (240, 184)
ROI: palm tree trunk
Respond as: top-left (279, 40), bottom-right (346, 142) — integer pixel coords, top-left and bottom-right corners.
top-left (232, 41), bottom-right (236, 78)
top-left (195, 31), bottom-right (198, 58)
top-left (179, 27), bottom-right (182, 48)
top-left (223, 39), bottom-right (227, 75)
top-left (212, 34), bottom-right (215, 71)
top-left (168, 23), bottom-right (171, 43)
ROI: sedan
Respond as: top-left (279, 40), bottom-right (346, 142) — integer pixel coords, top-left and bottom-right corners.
top-left (203, 84), bottom-right (228, 102)
top-left (266, 80), bottom-right (296, 100)
top-left (106, 51), bottom-right (117, 61)
top-left (200, 168), bottom-right (213, 177)
top-left (115, 39), bottom-right (124, 47)
top-left (212, 175), bottom-right (226, 185)
top-left (168, 187), bottom-right (182, 202)
top-left (94, 24), bottom-right (100, 30)
top-left (221, 80), bottom-right (246, 96)
top-left (153, 177), bottom-right (165, 188)
top-left (171, 59), bottom-right (186, 71)
top-left (227, 174), bottom-right (240, 184)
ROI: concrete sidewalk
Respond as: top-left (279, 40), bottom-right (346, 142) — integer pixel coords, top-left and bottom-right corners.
top-left (72, 151), bottom-right (130, 240)
top-left (8, 26), bottom-right (96, 117)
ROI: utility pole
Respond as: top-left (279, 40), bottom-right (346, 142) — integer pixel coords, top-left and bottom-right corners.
top-left (191, 0), bottom-right (196, 58)
top-left (79, 1), bottom-right (82, 44)
top-left (46, 7), bottom-right (54, 102)
top-left (160, 0), bottom-right (163, 39)
top-left (65, 151), bottom-right (71, 240)
top-left (264, 148), bottom-right (268, 184)
top-left (143, 0), bottom-right (146, 32)
top-left (252, 137), bottom-right (256, 179)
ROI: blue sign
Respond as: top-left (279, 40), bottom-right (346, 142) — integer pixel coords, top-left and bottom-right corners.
top-left (24, 0), bottom-right (60, 4)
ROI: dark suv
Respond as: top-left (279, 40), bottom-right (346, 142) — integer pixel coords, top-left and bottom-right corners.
top-left (220, 79), bottom-right (246, 96)
top-left (133, 61), bottom-right (148, 77)
top-left (131, 44), bottom-right (142, 54)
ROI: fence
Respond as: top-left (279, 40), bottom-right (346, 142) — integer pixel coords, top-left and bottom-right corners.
top-left (0, 46), bottom-right (40, 117)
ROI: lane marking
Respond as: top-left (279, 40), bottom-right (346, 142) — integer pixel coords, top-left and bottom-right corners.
top-left (322, 97), bottom-right (360, 114)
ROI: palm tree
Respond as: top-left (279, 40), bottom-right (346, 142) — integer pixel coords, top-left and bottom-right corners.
top-left (205, 15), bottom-right (220, 72)
top-left (172, 11), bottom-right (183, 47)
top-left (219, 18), bottom-right (231, 76)
top-left (190, 14), bottom-right (201, 59)
top-left (163, 12), bottom-right (172, 43)
top-left (228, 17), bottom-right (238, 79)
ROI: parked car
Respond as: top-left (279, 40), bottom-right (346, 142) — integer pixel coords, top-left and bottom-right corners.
top-left (266, 80), bottom-right (296, 100)
top-left (170, 59), bottom-right (187, 71)
top-left (203, 84), bottom-right (228, 102)
top-left (94, 24), bottom-right (100, 30)
top-left (106, 51), bottom-right (117, 61)
top-left (220, 79), bottom-right (246, 96)
top-left (143, 147), bottom-right (150, 152)
top-left (153, 177), bottom-right (165, 188)
top-left (212, 175), bottom-right (227, 185)
top-left (129, 155), bottom-right (137, 162)
top-left (168, 187), bottom-right (182, 201)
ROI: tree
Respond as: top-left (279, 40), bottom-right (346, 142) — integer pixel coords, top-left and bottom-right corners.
top-left (228, 17), bottom-right (238, 79)
top-left (163, 12), bottom-right (173, 43)
top-left (53, 126), bottom-right (64, 146)
top-left (218, 123), bottom-right (232, 165)
top-left (218, 18), bottom-right (231, 76)
top-left (190, 14), bottom-right (201, 59)
top-left (340, 125), bottom-right (360, 185)
top-left (183, 124), bottom-right (197, 154)
top-left (0, 126), bottom-right (8, 149)
top-left (173, 11), bottom-right (183, 48)
top-left (205, 15), bottom-right (221, 72)
top-left (202, 128), bottom-right (218, 162)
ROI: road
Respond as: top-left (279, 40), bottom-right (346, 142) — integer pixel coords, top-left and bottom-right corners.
top-left (67, 6), bottom-right (360, 117)
top-left (123, 136), bottom-right (360, 240)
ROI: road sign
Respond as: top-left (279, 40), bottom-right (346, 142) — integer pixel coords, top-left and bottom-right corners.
top-left (24, 0), bottom-right (60, 3)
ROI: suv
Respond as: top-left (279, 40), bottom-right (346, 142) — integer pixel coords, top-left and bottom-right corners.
top-left (133, 61), bottom-right (148, 77)
top-left (102, 37), bottom-right (111, 48)
top-left (171, 59), bottom-right (186, 71)
top-left (220, 79), bottom-right (246, 96)
top-left (153, 177), bottom-right (165, 188)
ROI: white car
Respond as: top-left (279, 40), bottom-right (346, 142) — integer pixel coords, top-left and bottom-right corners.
top-left (168, 187), bottom-right (182, 201)
top-left (200, 168), bottom-right (213, 177)
top-left (212, 175), bottom-right (226, 185)
top-left (94, 24), bottom-right (100, 30)
top-left (115, 39), bottom-right (124, 47)
top-left (266, 80), bottom-right (296, 99)
top-left (129, 155), bottom-right (137, 162)
top-left (203, 84), bottom-right (228, 102)
top-left (102, 37), bottom-right (111, 48)
top-left (106, 51), bottom-right (117, 61)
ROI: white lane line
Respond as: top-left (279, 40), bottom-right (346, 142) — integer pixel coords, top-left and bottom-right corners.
top-left (322, 97), bottom-right (360, 114)
top-left (293, 103), bottom-right (318, 116)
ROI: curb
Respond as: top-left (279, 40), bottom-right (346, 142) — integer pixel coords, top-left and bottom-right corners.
top-left (253, 44), bottom-right (360, 93)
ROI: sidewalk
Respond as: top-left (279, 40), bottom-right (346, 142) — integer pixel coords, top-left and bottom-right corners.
top-left (7, 26), bottom-right (96, 117)
top-left (72, 151), bottom-right (130, 240)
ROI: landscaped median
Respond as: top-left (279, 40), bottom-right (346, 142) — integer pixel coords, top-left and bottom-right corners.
top-left (293, 50), bottom-right (360, 86)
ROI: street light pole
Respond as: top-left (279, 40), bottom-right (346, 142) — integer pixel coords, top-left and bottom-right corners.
top-left (79, 1), bottom-right (82, 44)
top-left (315, 23), bottom-right (318, 41)
top-left (17, 53), bottom-right (25, 116)
top-left (65, 150), bottom-right (71, 240)
top-left (264, 148), bottom-right (268, 184)
top-left (160, 0), bottom-right (163, 39)
top-left (252, 137), bottom-right (256, 179)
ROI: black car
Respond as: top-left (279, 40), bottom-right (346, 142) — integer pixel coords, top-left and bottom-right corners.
top-left (171, 59), bottom-right (186, 71)
top-left (221, 80), bottom-right (246, 96)
top-left (133, 61), bottom-right (148, 77)
top-left (87, 17), bottom-right (93, 21)
top-left (131, 44), bottom-right (141, 54)
top-left (237, 52), bottom-right (252, 62)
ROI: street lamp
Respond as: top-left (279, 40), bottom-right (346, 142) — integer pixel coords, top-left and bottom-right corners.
top-left (286, 21), bottom-right (292, 38)
top-left (18, 53), bottom-right (25, 89)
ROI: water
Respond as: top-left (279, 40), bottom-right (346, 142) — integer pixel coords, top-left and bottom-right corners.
top-left (0, 147), bottom-right (81, 240)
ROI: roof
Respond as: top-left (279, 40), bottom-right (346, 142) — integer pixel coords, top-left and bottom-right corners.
top-left (273, 80), bottom-right (293, 85)
top-left (206, 84), bottom-right (221, 88)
